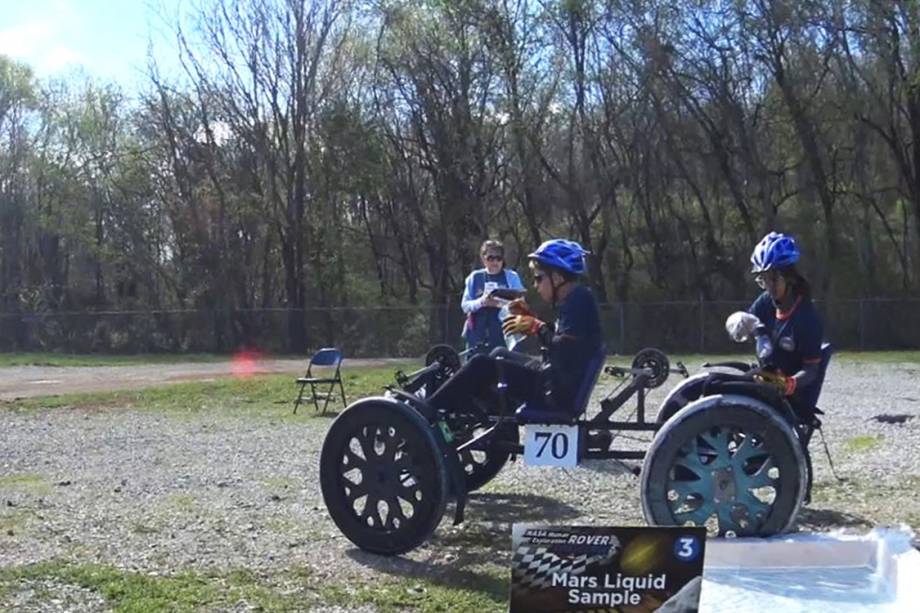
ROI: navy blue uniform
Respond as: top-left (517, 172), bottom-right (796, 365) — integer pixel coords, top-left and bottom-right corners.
top-left (749, 291), bottom-right (824, 409)
top-left (548, 285), bottom-right (603, 403)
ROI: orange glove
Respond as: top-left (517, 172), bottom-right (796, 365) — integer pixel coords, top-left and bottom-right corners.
top-left (507, 298), bottom-right (534, 316)
top-left (755, 370), bottom-right (796, 396)
top-left (502, 314), bottom-right (545, 337)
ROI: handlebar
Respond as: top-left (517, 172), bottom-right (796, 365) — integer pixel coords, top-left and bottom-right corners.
top-left (395, 361), bottom-right (442, 387)
top-left (671, 361), bottom-right (689, 378)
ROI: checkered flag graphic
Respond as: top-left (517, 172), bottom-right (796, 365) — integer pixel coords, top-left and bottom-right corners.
top-left (511, 546), bottom-right (611, 593)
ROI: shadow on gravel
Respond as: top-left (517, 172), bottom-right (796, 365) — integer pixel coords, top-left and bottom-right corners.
top-left (463, 492), bottom-right (581, 524)
top-left (342, 493), bottom-right (583, 600)
top-left (795, 506), bottom-right (873, 531)
top-left (577, 458), bottom-right (643, 477)
top-left (345, 545), bottom-right (509, 602)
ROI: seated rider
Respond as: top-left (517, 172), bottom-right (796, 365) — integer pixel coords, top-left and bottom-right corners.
top-left (427, 239), bottom-right (603, 417)
top-left (747, 231), bottom-right (826, 414)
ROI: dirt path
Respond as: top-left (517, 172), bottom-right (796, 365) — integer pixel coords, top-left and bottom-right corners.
top-left (0, 358), bottom-right (403, 400)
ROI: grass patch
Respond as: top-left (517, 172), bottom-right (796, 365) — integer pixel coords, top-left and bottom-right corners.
top-left (319, 572), bottom-right (508, 613)
top-left (0, 561), bottom-right (302, 612)
top-left (129, 522), bottom-right (160, 535)
top-left (0, 562), bottom-right (221, 612)
top-left (0, 561), bottom-right (509, 612)
top-left (812, 474), bottom-right (920, 503)
top-left (0, 473), bottom-right (47, 488)
top-left (434, 523), bottom-right (509, 550)
top-left (263, 518), bottom-right (297, 534)
top-left (834, 351), bottom-right (920, 364)
top-left (262, 476), bottom-right (300, 489)
top-left (0, 473), bottom-right (52, 496)
top-left (165, 493), bottom-right (198, 512)
top-left (845, 435), bottom-right (882, 452)
top-left (0, 509), bottom-right (34, 535)
top-left (0, 352), bottom-right (229, 367)
top-left (1, 365), bottom-right (406, 415)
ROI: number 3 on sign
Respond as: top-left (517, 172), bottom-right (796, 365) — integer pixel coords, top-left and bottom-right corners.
top-left (523, 424), bottom-right (579, 467)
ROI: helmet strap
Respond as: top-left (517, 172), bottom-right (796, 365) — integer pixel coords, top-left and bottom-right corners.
top-left (550, 276), bottom-right (570, 307)
top-left (772, 281), bottom-right (794, 309)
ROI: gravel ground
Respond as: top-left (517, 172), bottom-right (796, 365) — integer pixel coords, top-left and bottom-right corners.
top-left (1, 357), bottom-right (920, 610)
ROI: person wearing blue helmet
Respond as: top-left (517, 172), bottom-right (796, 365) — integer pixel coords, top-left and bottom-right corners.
top-left (428, 239), bottom-right (603, 417)
top-left (745, 231), bottom-right (825, 409)
top-left (503, 239), bottom-right (603, 397)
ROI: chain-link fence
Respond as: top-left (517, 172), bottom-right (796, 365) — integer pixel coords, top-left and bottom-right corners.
top-left (1, 298), bottom-right (918, 356)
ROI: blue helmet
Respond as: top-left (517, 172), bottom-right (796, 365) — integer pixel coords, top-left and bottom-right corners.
top-left (750, 231), bottom-right (799, 273)
top-left (529, 239), bottom-right (588, 275)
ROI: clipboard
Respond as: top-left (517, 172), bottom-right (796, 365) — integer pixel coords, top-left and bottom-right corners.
top-left (488, 288), bottom-right (527, 300)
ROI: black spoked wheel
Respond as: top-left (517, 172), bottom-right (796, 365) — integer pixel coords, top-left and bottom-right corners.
top-left (632, 347), bottom-right (670, 388)
top-left (425, 344), bottom-right (461, 371)
top-left (320, 399), bottom-right (448, 555)
top-left (421, 345), bottom-right (462, 396)
top-left (641, 396), bottom-right (807, 537)
top-left (457, 422), bottom-right (519, 492)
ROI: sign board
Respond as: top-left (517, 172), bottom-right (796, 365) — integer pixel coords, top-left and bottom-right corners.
top-left (510, 524), bottom-right (706, 613)
top-left (523, 424), bottom-right (579, 467)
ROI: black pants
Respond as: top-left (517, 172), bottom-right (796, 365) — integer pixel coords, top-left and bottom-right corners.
top-left (427, 350), bottom-right (548, 413)
top-left (788, 390), bottom-right (820, 425)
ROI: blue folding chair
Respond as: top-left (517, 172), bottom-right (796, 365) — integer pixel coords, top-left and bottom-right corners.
top-left (294, 348), bottom-right (346, 414)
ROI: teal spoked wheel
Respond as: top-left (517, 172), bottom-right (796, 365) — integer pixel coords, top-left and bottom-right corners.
top-left (640, 395), bottom-right (807, 537)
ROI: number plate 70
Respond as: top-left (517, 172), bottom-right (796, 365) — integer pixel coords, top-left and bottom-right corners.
top-left (523, 424), bottom-right (579, 467)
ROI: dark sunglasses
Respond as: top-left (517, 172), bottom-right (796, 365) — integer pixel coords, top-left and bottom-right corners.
top-left (484, 254), bottom-right (503, 262)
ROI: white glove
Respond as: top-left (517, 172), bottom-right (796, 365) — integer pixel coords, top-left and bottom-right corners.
top-left (725, 311), bottom-right (762, 343)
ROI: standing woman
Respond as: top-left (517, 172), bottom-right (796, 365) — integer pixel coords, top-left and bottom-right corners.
top-left (460, 240), bottom-right (525, 355)
top-left (747, 232), bottom-right (827, 413)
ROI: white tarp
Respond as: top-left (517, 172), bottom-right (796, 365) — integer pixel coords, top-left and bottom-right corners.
top-left (699, 527), bottom-right (920, 612)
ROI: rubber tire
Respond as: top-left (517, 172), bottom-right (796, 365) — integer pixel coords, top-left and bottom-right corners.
top-left (656, 373), bottom-right (709, 425)
top-left (320, 398), bottom-right (448, 555)
top-left (632, 347), bottom-right (670, 389)
top-left (641, 394), bottom-right (807, 537)
top-left (458, 422), bottom-right (519, 492)
top-left (425, 344), bottom-right (461, 371)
